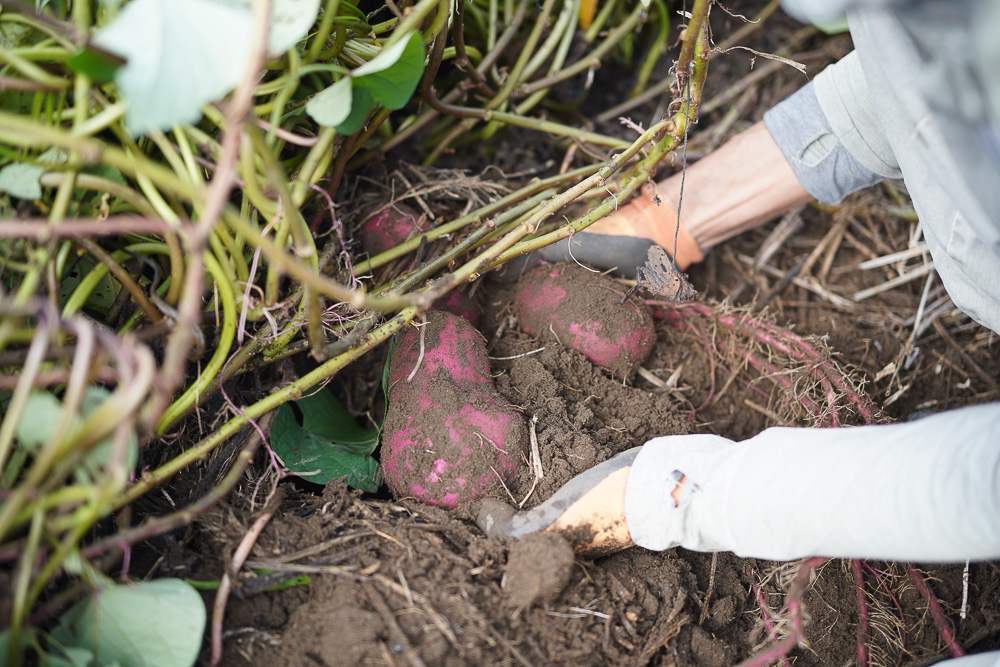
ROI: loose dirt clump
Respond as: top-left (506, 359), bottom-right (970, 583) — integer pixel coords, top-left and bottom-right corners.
top-left (503, 533), bottom-right (576, 611)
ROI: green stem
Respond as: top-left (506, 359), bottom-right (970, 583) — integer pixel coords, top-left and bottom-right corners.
top-left (0, 111), bottom-right (203, 205)
top-left (304, 0), bottom-right (342, 64)
top-left (354, 163), bottom-right (597, 275)
top-left (115, 307), bottom-right (417, 510)
top-left (155, 252), bottom-right (238, 434)
top-left (517, 3), bottom-right (644, 98)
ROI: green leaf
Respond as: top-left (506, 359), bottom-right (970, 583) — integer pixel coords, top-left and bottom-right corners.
top-left (58, 253), bottom-right (120, 315)
top-left (271, 392), bottom-right (382, 492)
top-left (306, 31), bottom-right (425, 134)
top-left (45, 647), bottom-right (96, 667)
top-left (297, 390), bottom-right (379, 453)
top-left (14, 388), bottom-right (138, 479)
top-left (352, 31), bottom-right (426, 109)
top-left (67, 46), bottom-right (125, 84)
top-left (51, 579), bottom-right (206, 667)
top-left (0, 148), bottom-right (69, 198)
top-left (16, 391), bottom-right (65, 450)
top-left (92, 0), bottom-right (254, 135)
top-left (0, 19), bottom-right (34, 49)
top-left (78, 386), bottom-right (138, 477)
top-left (0, 162), bottom-right (45, 199)
top-left (304, 76), bottom-right (356, 131)
top-left (91, 0), bottom-right (322, 135)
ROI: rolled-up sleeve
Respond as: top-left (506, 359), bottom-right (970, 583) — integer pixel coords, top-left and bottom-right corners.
top-left (764, 51), bottom-right (902, 204)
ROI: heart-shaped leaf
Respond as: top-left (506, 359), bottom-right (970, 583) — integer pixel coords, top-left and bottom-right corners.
top-left (271, 391), bottom-right (383, 492)
top-left (92, 0), bottom-right (254, 135)
top-left (212, 0), bottom-right (322, 54)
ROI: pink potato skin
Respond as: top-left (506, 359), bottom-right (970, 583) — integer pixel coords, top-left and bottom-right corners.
top-left (514, 264), bottom-right (656, 379)
top-left (432, 290), bottom-right (481, 327)
top-left (382, 311), bottom-right (528, 508)
top-left (387, 311), bottom-right (493, 396)
top-left (381, 387), bottom-right (524, 508)
top-left (359, 205), bottom-right (431, 257)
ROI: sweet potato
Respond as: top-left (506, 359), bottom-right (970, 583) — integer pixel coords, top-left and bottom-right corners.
top-left (432, 290), bottom-right (481, 327)
top-left (358, 204), bottom-right (431, 257)
top-left (514, 264), bottom-right (656, 380)
top-left (382, 311), bottom-right (527, 508)
top-left (386, 310), bottom-right (493, 394)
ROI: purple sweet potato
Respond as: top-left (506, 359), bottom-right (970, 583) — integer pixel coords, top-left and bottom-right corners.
top-left (358, 204), bottom-right (431, 257)
top-left (514, 264), bottom-right (656, 380)
top-left (382, 311), bottom-right (527, 508)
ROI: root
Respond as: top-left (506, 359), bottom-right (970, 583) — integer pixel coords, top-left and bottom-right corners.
top-left (907, 565), bottom-right (966, 659)
top-left (649, 301), bottom-right (886, 427)
top-left (737, 557), bottom-right (826, 667)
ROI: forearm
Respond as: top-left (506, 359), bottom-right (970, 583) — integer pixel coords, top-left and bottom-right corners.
top-left (624, 403), bottom-right (1000, 562)
top-left (655, 120), bottom-right (813, 250)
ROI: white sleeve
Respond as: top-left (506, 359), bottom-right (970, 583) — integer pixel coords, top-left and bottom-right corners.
top-left (623, 403), bottom-right (1000, 562)
top-left (933, 652), bottom-right (1000, 667)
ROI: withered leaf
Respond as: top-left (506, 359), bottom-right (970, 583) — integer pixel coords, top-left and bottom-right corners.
top-left (635, 245), bottom-right (697, 302)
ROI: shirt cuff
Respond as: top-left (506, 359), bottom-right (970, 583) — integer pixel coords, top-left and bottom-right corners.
top-left (764, 54), bottom-right (896, 204)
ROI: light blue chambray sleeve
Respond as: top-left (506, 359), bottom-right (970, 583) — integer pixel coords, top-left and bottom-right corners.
top-left (763, 51), bottom-right (901, 204)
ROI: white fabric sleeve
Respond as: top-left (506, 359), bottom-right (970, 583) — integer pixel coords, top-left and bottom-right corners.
top-left (812, 50), bottom-right (902, 180)
top-left (933, 653), bottom-right (1000, 667)
top-left (623, 402), bottom-right (1000, 562)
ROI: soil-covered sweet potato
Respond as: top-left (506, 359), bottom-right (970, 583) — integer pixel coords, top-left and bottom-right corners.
top-left (358, 204), bottom-right (431, 257)
top-left (386, 310), bottom-right (493, 394)
top-left (432, 290), bottom-right (481, 327)
top-left (382, 311), bottom-right (528, 508)
top-left (514, 263), bottom-right (656, 380)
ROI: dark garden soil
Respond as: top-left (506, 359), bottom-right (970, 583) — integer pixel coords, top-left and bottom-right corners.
top-left (131, 4), bottom-right (1000, 665)
top-left (186, 255), bottom-right (1000, 666)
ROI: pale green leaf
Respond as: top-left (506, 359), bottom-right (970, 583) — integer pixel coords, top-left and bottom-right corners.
top-left (78, 387), bottom-right (138, 476)
top-left (92, 0), bottom-right (253, 135)
top-left (52, 579), bottom-right (206, 667)
top-left (303, 75), bottom-right (355, 129)
top-left (15, 388), bottom-right (138, 478)
top-left (42, 646), bottom-right (96, 667)
top-left (16, 391), bottom-right (65, 450)
top-left (211, 0), bottom-right (322, 54)
top-left (305, 31), bottom-right (425, 134)
top-left (0, 162), bottom-right (45, 199)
